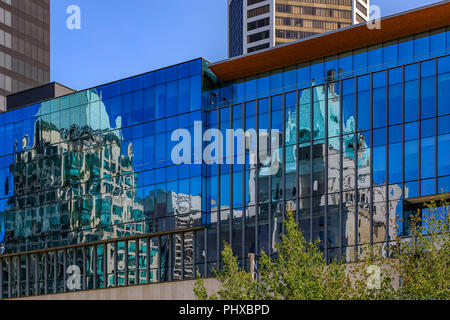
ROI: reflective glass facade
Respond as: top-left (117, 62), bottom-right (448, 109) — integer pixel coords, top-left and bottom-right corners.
top-left (1, 23), bottom-right (450, 298)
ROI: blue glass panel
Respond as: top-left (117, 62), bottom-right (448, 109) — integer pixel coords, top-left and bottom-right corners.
top-left (177, 113), bottom-right (189, 129)
top-left (208, 110), bottom-right (217, 126)
top-left (166, 81), bottom-right (178, 118)
top-left (166, 66), bottom-right (177, 82)
top-left (299, 89), bottom-right (311, 144)
top-left (357, 75), bottom-right (370, 91)
top-left (405, 181), bottom-right (418, 198)
top-left (373, 87), bottom-right (386, 129)
top-left (132, 90), bottom-right (144, 125)
top-left (235, 81), bottom-right (244, 104)
top-left (373, 71), bottom-right (386, 88)
top-left (144, 72), bottom-right (155, 88)
top-left (143, 87), bottom-right (155, 122)
top-left (270, 71), bottom-right (283, 95)
top-left (438, 133), bottom-right (450, 177)
top-left (421, 136), bottom-right (435, 179)
top-left (399, 38), bottom-right (414, 65)
top-left (373, 128), bottom-right (386, 147)
top-left (405, 140), bottom-right (418, 181)
top-left (389, 125), bottom-right (402, 144)
top-left (271, 110), bottom-right (282, 133)
top-left (389, 84), bottom-right (402, 126)
top-left (121, 93), bottom-right (133, 127)
top-left (272, 95), bottom-right (283, 111)
top-left (339, 53), bottom-right (353, 79)
top-left (421, 76), bottom-right (435, 119)
top-left (257, 74), bottom-right (270, 98)
top-left (353, 50), bottom-right (367, 76)
top-left (189, 59), bottom-right (202, 76)
top-left (155, 84), bottom-right (166, 118)
top-left (373, 145), bottom-right (386, 185)
top-left (383, 42), bottom-right (398, 69)
top-left (177, 63), bottom-right (190, 79)
top-left (109, 81), bottom-right (121, 98)
top-left (166, 116), bottom-right (178, 133)
top-left (220, 107), bottom-right (230, 124)
top-left (178, 77), bottom-right (189, 114)
top-left (245, 101), bottom-right (256, 118)
top-left (189, 75), bottom-right (201, 111)
top-left (311, 60), bottom-right (324, 84)
top-left (313, 85), bottom-right (325, 141)
top-left (389, 143), bottom-right (402, 184)
top-left (155, 69), bottom-right (166, 85)
top-left (245, 77), bottom-right (257, 101)
top-left (405, 63), bottom-right (418, 82)
top-left (357, 90), bottom-right (370, 131)
top-left (297, 64), bottom-right (311, 88)
top-left (342, 93), bottom-right (355, 134)
top-left (143, 136), bottom-right (155, 171)
top-left (438, 115), bottom-right (450, 135)
top-left (259, 112), bottom-right (269, 132)
top-left (447, 28), bottom-right (450, 53)
top-left (233, 104), bottom-right (243, 120)
top-left (368, 46), bottom-right (382, 73)
top-left (325, 57), bottom-right (339, 82)
top-left (438, 56), bottom-right (450, 74)
top-left (421, 118), bottom-right (435, 138)
top-left (155, 119), bottom-right (166, 133)
top-left (414, 33), bottom-right (430, 62)
top-left (389, 67), bottom-right (402, 85)
top-left (122, 78), bottom-right (133, 94)
top-left (405, 80), bottom-right (419, 122)
top-left (430, 30), bottom-right (446, 58)
top-left (438, 176), bottom-right (450, 193)
top-left (405, 122), bottom-right (418, 141)
top-left (259, 98), bottom-right (269, 114)
top-left (438, 72), bottom-right (450, 116)
top-left (421, 179), bottom-right (436, 196)
top-left (132, 75), bottom-right (144, 91)
top-left (284, 68), bottom-right (297, 91)
top-left (421, 59), bottom-right (435, 78)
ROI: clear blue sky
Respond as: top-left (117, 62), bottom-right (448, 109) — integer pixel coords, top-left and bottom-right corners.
top-left (50, 0), bottom-right (443, 90)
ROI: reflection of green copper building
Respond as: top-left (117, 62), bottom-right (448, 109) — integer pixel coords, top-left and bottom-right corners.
top-left (1, 2), bottom-right (450, 299)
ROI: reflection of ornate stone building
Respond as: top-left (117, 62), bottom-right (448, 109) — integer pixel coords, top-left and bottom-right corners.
top-left (5, 91), bottom-right (144, 254)
top-left (254, 80), bottom-right (402, 261)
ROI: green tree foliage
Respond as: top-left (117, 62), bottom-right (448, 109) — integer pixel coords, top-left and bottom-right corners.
top-left (194, 200), bottom-right (450, 300)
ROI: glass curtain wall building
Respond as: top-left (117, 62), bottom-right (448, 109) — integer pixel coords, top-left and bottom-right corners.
top-left (1, 2), bottom-right (450, 298)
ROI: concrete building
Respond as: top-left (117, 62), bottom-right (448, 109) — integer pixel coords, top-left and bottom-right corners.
top-left (0, 0), bottom-right (50, 111)
top-left (229, 0), bottom-right (370, 57)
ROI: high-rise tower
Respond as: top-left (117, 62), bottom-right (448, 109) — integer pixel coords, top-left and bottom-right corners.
top-left (0, 0), bottom-right (50, 111)
top-left (229, 0), bottom-right (370, 57)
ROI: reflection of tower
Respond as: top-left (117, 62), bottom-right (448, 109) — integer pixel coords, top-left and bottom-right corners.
top-left (170, 191), bottom-right (201, 281)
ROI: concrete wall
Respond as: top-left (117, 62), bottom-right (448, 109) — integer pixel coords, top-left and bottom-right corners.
top-left (13, 278), bottom-right (220, 301)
